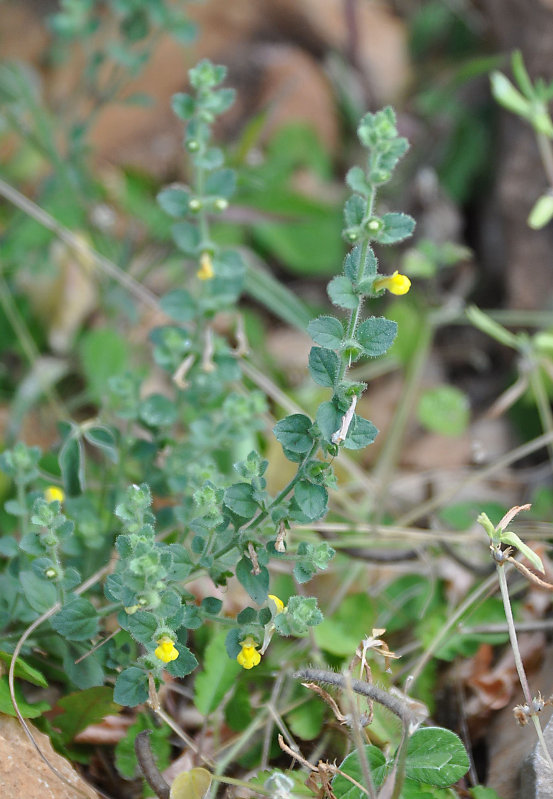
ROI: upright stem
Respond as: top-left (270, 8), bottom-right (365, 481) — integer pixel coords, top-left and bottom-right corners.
top-left (496, 560), bottom-right (553, 772)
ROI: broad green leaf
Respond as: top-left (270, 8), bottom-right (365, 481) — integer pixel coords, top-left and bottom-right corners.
top-left (113, 667), bottom-right (149, 707)
top-left (327, 275), bottom-right (358, 310)
top-left (157, 185), bottom-right (191, 217)
top-left (194, 631), bottom-right (241, 715)
top-left (170, 768), bottom-right (212, 799)
top-left (225, 681), bottom-right (251, 731)
top-left (54, 687), bottom-right (120, 743)
top-left (356, 317), bottom-right (398, 357)
top-left (375, 212), bottom-right (415, 245)
top-left (307, 316), bottom-right (344, 349)
top-left (417, 385), bottom-right (470, 437)
top-left (405, 727), bottom-right (469, 786)
top-left (223, 483), bottom-right (259, 519)
top-left (500, 531), bottom-right (544, 573)
top-left (236, 557), bottom-right (269, 605)
top-left (0, 652), bottom-right (47, 687)
top-left (343, 415), bottom-right (378, 450)
top-left (20, 571), bottom-right (57, 613)
top-left (115, 711), bottom-right (171, 778)
top-left (139, 394), bottom-right (178, 428)
top-left (344, 194), bottom-right (365, 227)
top-left (159, 289), bottom-right (197, 322)
top-left (120, 610), bottom-right (158, 644)
top-left (345, 166), bottom-right (371, 196)
top-left (469, 787), bottom-right (502, 799)
top-left (314, 593), bottom-right (375, 655)
top-left (172, 220), bottom-right (200, 254)
top-left (51, 597), bottom-right (99, 641)
top-left (308, 347), bottom-right (339, 388)
top-left (286, 698), bottom-right (325, 741)
top-left (0, 675), bottom-right (51, 718)
top-left (83, 425), bottom-right (118, 463)
top-left (59, 433), bottom-right (85, 495)
top-left (205, 168), bottom-right (236, 198)
top-left (164, 644), bottom-right (198, 679)
top-left (273, 414), bottom-right (313, 453)
top-left (332, 745), bottom-right (388, 797)
top-left (294, 481), bottom-right (328, 521)
top-left (79, 328), bottom-right (130, 403)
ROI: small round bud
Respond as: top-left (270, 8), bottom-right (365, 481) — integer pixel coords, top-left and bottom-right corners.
top-left (45, 568), bottom-right (57, 579)
top-left (189, 198), bottom-right (202, 212)
top-left (138, 597), bottom-right (148, 606)
top-left (366, 217), bottom-right (382, 232)
top-left (186, 139), bottom-right (200, 152)
top-left (43, 533), bottom-right (58, 547)
top-left (214, 197), bottom-right (228, 212)
top-left (346, 230), bottom-right (359, 242)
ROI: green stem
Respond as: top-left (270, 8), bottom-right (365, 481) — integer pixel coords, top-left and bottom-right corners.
top-left (529, 363), bottom-right (553, 467)
top-left (496, 560), bottom-right (553, 771)
top-left (536, 131), bottom-right (553, 189)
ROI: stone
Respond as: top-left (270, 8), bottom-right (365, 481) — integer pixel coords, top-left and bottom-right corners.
top-left (0, 714), bottom-right (98, 799)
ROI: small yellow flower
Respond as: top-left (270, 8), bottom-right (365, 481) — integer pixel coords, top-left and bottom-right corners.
top-left (154, 636), bottom-right (179, 663)
top-left (197, 252), bottom-right (214, 281)
top-left (237, 636), bottom-right (261, 670)
top-left (373, 271), bottom-right (411, 296)
top-left (44, 486), bottom-right (65, 504)
top-left (268, 594), bottom-right (285, 614)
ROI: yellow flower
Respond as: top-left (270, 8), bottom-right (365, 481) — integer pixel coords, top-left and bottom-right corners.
top-left (268, 594), bottom-right (285, 614)
top-left (44, 486), bottom-right (65, 504)
top-left (197, 252), bottom-right (214, 281)
top-left (236, 636), bottom-right (261, 670)
top-left (154, 636), bottom-right (179, 663)
top-left (373, 271), bottom-right (411, 296)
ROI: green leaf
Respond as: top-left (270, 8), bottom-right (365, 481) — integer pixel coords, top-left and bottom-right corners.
top-left (344, 194), bottom-right (365, 227)
top-left (20, 571), bottom-right (57, 613)
top-left (205, 168), bottom-right (236, 198)
top-left (405, 727), bottom-right (469, 786)
top-left (83, 425), bottom-right (118, 463)
top-left (223, 483), bottom-right (259, 519)
top-left (356, 317), bottom-right (398, 357)
top-left (286, 698), bottom-right (325, 741)
top-left (157, 185), bottom-right (191, 217)
top-left (308, 346), bottom-right (339, 388)
top-left (0, 653), bottom-right (47, 687)
top-left (50, 597), bottom-right (99, 641)
top-left (79, 328), bottom-right (130, 403)
top-left (159, 289), bottom-right (197, 322)
top-left (59, 433), bottom-right (85, 495)
top-left (307, 316), bottom-right (344, 349)
top-left (469, 787), bottom-right (502, 799)
top-left (62, 642), bottom-right (104, 689)
top-left (273, 414), bottom-right (314, 454)
top-left (327, 275), bottom-right (358, 310)
top-left (139, 394), bottom-right (178, 428)
top-left (345, 166), bottom-right (371, 197)
top-left (171, 92), bottom-right (195, 119)
top-left (120, 610), bottom-right (158, 644)
top-left (172, 220), bottom-right (200, 254)
top-left (0, 675), bottom-right (51, 718)
top-left (294, 481), bottom-right (328, 521)
top-left (343, 415), bottom-right (378, 450)
top-left (115, 711), bottom-right (171, 778)
top-left (332, 745), bottom-right (388, 797)
top-left (194, 630), bottom-right (241, 715)
top-left (528, 191), bottom-right (553, 230)
top-left (314, 593), bottom-right (375, 655)
top-left (417, 385), bottom-right (470, 437)
top-left (164, 644), bottom-right (198, 678)
top-left (500, 531), bottom-right (544, 573)
top-left (236, 557), bottom-right (269, 605)
top-left (375, 212), bottom-right (415, 245)
top-left (225, 681), bottom-right (251, 731)
top-left (113, 667), bottom-right (149, 707)
top-left (53, 687), bottom-right (120, 743)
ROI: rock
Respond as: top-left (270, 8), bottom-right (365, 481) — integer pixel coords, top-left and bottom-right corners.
top-left (521, 714), bottom-right (553, 799)
top-left (0, 714), bottom-right (98, 799)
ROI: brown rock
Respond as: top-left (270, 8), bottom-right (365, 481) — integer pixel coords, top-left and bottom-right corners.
top-left (0, 714), bottom-right (98, 799)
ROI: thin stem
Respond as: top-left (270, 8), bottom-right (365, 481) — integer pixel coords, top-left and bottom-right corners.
top-left (496, 561), bottom-right (553, 772)
top-left (529, 364), bottom-right (553, 467)
top-left (536, 131), bottom-right (553, 189)
top-left (408, 571), bottom-right (499, 686)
